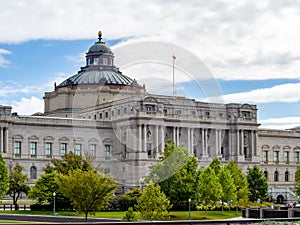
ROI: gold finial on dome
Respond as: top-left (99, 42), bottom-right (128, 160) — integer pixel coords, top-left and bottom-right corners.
top-left (98, 31), bottom-right (102, 42)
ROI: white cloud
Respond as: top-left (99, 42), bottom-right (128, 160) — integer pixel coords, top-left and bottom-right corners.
top-left (0, 49), bottom-right (11, 68)
top-left (209, 83), bottom-right (300, 104)
top-left (1, 1), bottom-right (300, 80)
top-left (11, 96), bottom-right (44, 115)
top-left (259, 116), bottom-right (300, 130)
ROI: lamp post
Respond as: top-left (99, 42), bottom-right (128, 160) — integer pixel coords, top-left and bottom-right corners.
top-left (188, 198), bottom-right (191, 220)
top-left (139, 178), bottom-right (145, 190)
top-left (53, 192), bottom-right (56, 216)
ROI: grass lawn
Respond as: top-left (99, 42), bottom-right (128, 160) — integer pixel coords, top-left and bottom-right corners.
top-left (0, 210), bottom-right (241, 220)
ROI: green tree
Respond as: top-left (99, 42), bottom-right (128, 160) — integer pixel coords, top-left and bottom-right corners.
top-left (247, 165), bottom-right (269, 203)
top-left (28, 173), bottom-right (62, 204)
top-left (57, 169), bottom-right (118, 222)
top-left (148, 139), bottom-right (198, 209)
top-left (7, 163), bottom-right (30, 209)
top-left (0, 154), bottom-right (8, 200)
top-left (218, 167), bottom-right (237, 213)
top-left (225, 161), bottom-right (249, 208)
top-left (197, 166), bottom-right (222, 217)
top-left (209, 157), bottom-right (222, 176)
top-left (122, 207), bottom-right (137, 222)
top-left (295, 165), bottom-right (300, 196)
top-left (116, 188), bottom-right (142, 211)
top-left (43, 151), bottom-right (93, 175)
top-left (136, 181), bottom-right (171, 221)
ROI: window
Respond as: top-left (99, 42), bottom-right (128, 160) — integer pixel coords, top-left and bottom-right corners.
top-left (30, 166), bottom-right (37, 179)
top-left (104, 145), bottom-right (110, 159)
top-left (45, 142), bottom-right (52, 158)
top-left (75, 144), bottom-right (81, 156)
top-left (205, 111), bottom-right (210, 118)
top-left (146, 105), bottom-right (154, 114)
top-left (147, 143), bottom-right (153, 158)
top-left (103, 58), bottom-right (108, 65)
top-left (30, 142), bottom-right (37, 158)
top-left (60, 143), bottom-right (67, 156)
top-left (89, 144), bottom-right (96, 157)
top-left (285, 171), bottom-right (289, 182)
top-left (264, 171), bottom-right (268, 180)
top-left (117, 109), bottom-right (121, 115)
top-left (14, 141), bottom-right (21, 157)
top-left (105, 112), bottom-right (108, 118)
top-left (99, 113), bottom-right (102, 119)
top-left (284, 151), bottom-right (290, 164)
top-left (191, 111), bottom-right (196, 115)
top-left (175, 109), bottom-right (182, 115)
top-left (163, 109), bottom-right (168, 114)
top-left (111, 111), bottom-right (114, 117)
top-left (274, 171), bottom-right (279, 182)
top-left (242, 111), bottom-right (250, 120)
top-left (124, 108), bottom-right (127, 114)
top-left (263, 151), bottom-right (268, 162)
top-left (295, 152), bottom-right (300, 164)
top-left (274, 151), bottom-right (279, 163)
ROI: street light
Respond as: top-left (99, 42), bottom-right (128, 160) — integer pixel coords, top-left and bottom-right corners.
top-left (139, 178), bottom-right (145, 190)
top-left (188, 198), bottom-right (191, 220)
top-left (53, 192), bottom-right (56, 216)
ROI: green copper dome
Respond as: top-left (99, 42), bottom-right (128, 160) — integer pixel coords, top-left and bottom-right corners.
top-left (57, 31), bottom-right (137, 88)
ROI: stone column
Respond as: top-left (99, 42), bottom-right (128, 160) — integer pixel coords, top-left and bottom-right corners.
top-left (255, 131), bottom-right (258, 155)
top-left (0, 127), bottom-right (3, 153)
top-left (215, 129), bottom-right (219, 156)
top-left (143, 124), bottom-right (147, 152)
top-left (236, 129), bottom-right (240, 156)
top-left (160, 126), bottom-right (165, 152)
top-left (138, 125), bottom-right (142, 151)
top-left (187, 128), bottom-right (191, 152)
top-left (240, 129), bottom-right (244, 155)
top-left (4, 127), bottom-right (7, 153)
top-left (176, 127), bottom-right (180, 146)
top-left (204, 129), bottom-right (208, 156)
top-left (201, 128), bottom-right (205, 156)
top-left (155, 125), bottom-right (159, 156)
top-left (191, 128), bottom-right (194, 155)
top-left (173, 127), bottom-right (176, 144)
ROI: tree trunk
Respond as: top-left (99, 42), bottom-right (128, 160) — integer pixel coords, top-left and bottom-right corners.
top-left (85, 212), bottom-right (88, 222)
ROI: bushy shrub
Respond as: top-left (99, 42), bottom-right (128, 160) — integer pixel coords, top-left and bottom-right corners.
top-left (122, 207), bottom-right (137, 222)
top-left (117, 188), bottom-right (142, 211)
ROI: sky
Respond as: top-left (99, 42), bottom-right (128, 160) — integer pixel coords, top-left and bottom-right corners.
top-left (0, 0), bottom-right (300, 129)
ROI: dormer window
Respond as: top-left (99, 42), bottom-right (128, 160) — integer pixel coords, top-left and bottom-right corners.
top-left (103, 58), bottom-right (108, 65)
top-left (242, 111), bottom-right (251, 120)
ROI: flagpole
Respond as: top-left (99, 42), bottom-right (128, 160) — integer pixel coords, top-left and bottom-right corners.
top-left (172, 54), bottom-right (175, 96)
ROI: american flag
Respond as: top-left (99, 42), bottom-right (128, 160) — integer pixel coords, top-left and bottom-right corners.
top-left (172, 54), bottom-right (176, 60)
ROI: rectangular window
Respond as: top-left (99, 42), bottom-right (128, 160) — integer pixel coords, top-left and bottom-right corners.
top-left (284, 151), bottom-right (290, 164)
top-left (175, 110), bottom-right (182, 115)
top-left (60, 143), bottom-right (67, 156)
top-left (104, 145), bottom-right (110, 159)
top-left (124, 108), bottom-right (127, 114)
top-left (263, 151), bottom-right (268, 162)
top-left (99, 113), bottom-right (102, 119)
top-left (274, 151), bottom-right (279, 163)
top-left (105, 112), bottom-right (109, 118)
top-left (30, 142), bottom-right (37, 158)
top-left (295, 152), bottom-right (300, 164)
top-left (89, 144), bottom-right (96, 157)
top-left (111, 111), bottom-right (114, 117)
top-left (14, 141), bottom-right (21, 157)
top-left (205, 111), bottom-right (210, 118)
top-left (75, 144), bottom-right (81, 156)
top-left (147, 143), bottom-right (153, 158)
top-left (117, 109), bottom-right (121, 115)
top-left (45, 142), bottom-right (52, 158)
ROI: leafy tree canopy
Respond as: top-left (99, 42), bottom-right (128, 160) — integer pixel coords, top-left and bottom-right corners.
top-left (7, 163), bottom-right (30, 207)
top-left (57, 169), bottom-right (118, 222)
top-left (247, 165), bottom-right (269, 202)
top-left (136, 181), bottom-right (171, 221)
top-left (148, 139), bottom-right (198, 209)
top-left (0, 154), bottom-right (8, 199)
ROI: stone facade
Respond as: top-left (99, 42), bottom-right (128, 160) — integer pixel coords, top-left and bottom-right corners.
top-left (1, 32), bottom-right (300, 203)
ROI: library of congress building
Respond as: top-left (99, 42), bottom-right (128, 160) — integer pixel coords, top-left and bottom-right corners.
top-left (1, 32), bottom-right (300, 203)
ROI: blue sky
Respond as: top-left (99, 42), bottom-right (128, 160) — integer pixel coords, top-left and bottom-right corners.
top-left (1, 0), bottom-right (300, 129)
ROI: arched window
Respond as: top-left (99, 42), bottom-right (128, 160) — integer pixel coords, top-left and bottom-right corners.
top-left (30, 166), bottom-right (37, 179)
top-left (285, 171), bottom-right (289, 182)
top-left (274, 171), bottom-right (279, 182)
top-left (264, 171), bottom-right (268, 180)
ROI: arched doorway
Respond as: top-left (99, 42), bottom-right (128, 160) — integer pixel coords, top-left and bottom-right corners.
top-left (277, 195), bottom-right (285, 204)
